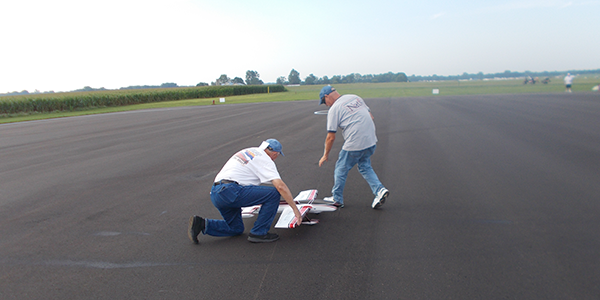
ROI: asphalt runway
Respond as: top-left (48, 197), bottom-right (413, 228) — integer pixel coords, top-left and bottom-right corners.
top-left (1, 93), bottom-right (599, 299)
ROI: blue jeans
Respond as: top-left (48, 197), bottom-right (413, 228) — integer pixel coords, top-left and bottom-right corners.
top-left (206, 183), bottom-right (280, 236)
top-left (332, 145), bottom-right (384, 205)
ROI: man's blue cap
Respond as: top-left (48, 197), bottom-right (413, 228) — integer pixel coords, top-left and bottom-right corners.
top-left (319, 85), bottom-right (335, 105)
top-left (265, 138), bottom-right (284, 156)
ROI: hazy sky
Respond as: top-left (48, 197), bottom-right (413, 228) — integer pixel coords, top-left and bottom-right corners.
top-left (1, 0), bottom-right (598, 92)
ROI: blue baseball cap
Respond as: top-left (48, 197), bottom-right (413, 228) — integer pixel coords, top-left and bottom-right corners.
top-left (319, 86), bottom-right (336, 105)
top-left (265, 138), bottom-right (284, 156)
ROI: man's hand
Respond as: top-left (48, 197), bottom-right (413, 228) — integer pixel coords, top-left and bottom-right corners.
top-left (319, 154), bottom-right (328, 167)
top-left (294, 210), bottom-right (302, 226)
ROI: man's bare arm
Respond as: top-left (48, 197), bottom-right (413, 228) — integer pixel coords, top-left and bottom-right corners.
top-left (319, 132), bottom-right (336, 167)
top-left (271, 178), bottom-right (302, 226)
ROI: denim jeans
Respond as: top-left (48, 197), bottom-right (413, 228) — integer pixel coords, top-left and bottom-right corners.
top-left (206, 183), bottom-right (280, 236)
top-left (332, 145), bottom-right (384, 205)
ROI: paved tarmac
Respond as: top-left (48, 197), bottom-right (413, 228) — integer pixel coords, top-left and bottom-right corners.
top-left (1, 93), bottom-right (599, 299)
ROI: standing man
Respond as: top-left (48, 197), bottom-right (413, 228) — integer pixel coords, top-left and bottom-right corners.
top-left (564, 73), bottom-right (575, 93)
top-left (188, 139), bottom-right (301, 244)
top-left (318, 86), bottom-right (389, 209)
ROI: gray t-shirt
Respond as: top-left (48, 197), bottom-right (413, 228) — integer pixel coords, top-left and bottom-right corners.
top-left (327, 94), bottom-right (377, 151)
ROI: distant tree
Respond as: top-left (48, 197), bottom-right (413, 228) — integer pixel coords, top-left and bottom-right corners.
top-left (160, 82), bottom-right (178, 88)
top-left (276, 76), bottom-right (287, 85)
top-left (322, 76), bottom-right (330, 84)
top-left (330, 75), bottom-right (342, 84)
top-left (245, 70), bottom-right (263, 85)
top-left (4, 90), bottom-right (29, 96)
top-left (502, 70), bottom-right (521, 78)
top-left (304, 74), bottom-right (317, 85)
top-left (373, 72), bottom-right (407, 83)
top-left (215, 74), bottom-right (230, 86)
top-left (232, 77), bottom-right (245, 85)
top-left (196, 82), bottom-right (209, 86)
top-left (288, 69), bottom-right (301, 85)
top-left (341, 73), bottom-right (357, 83)
top-left (75, 86), bottom-right (108, 92)
top-left (362, 74), bottom-right (374, 83)
top-left (394, 72), bottom-right (408, 82)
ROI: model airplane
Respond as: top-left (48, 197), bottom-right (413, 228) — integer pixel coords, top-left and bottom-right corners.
top-left (241, 189), bottom-right (338, 228)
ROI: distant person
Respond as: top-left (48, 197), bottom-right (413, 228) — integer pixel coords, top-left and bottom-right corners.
top-left (317, 86), bottom-right (389, 209)
top-left (188, 139), bottom-right (301, 244)
top-left (564, 73), bottom-right (575, 92)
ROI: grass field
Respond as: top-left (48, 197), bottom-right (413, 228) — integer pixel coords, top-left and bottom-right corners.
top-left (2, 76), bottom-right (599, 124)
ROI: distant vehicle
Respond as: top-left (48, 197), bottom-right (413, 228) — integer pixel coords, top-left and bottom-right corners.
top-left (523, 76), bottom-right (536, 84)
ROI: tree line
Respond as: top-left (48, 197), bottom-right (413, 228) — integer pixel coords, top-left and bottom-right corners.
top-left (3, 68), bottom-right (599, 97)
top-left (409, 69), bottom-right (600, 82)
top-left (207, 69), bottom-right (408, 87)
top-left (206, 67), bottom-right (600, 87)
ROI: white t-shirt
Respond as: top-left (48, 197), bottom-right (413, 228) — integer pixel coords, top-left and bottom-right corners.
top-left (327, 94), bottom-right (377, 151)
top-left (214, 142), bottom-right (281, 186)
top-left (564, 75), bottom-right (574, 85)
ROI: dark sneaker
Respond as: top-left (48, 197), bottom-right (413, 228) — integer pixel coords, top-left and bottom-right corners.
top-left (188, 216), bottom-right (205, 244)
top-left (331, 201), bottom-right (344, 208)
top-left (324, 196), bottom-right (344, 208)
top-left (372, 188), bottom-right (389, 209)
top-left (248, 232), bottom-right (280, 243)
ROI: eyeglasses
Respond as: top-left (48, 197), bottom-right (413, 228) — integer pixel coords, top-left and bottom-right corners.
top-left (267, 147), bottom-right (280, 155)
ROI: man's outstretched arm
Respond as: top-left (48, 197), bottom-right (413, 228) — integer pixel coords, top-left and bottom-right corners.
top-left (319, 132), bottom-right (336, 167)
top-left (271, 179), bottom-right (302, 226)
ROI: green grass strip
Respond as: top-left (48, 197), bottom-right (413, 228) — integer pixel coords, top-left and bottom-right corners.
top-left (2, 77), bottom-right (599, 124)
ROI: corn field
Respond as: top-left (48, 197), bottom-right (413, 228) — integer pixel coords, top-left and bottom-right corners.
top-left (0, 85), bottom-right (286, 115)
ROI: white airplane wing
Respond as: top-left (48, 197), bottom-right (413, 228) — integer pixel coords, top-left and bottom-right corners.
top-left (274, 205), bottom-right (312, 228)
top-left (241, 205), bottom-right (261, 218)
top-left (294, 189), bottom-right (318, 202)
top-left (242, 189), bottom-right (337, 226)
top-left (305, 204), bottom-right (337, 214)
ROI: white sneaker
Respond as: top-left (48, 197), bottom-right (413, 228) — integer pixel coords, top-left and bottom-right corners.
top-left (323, 196), bottom-right (335, 203)
top-left (372, 188), bottom-right (389, 209)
